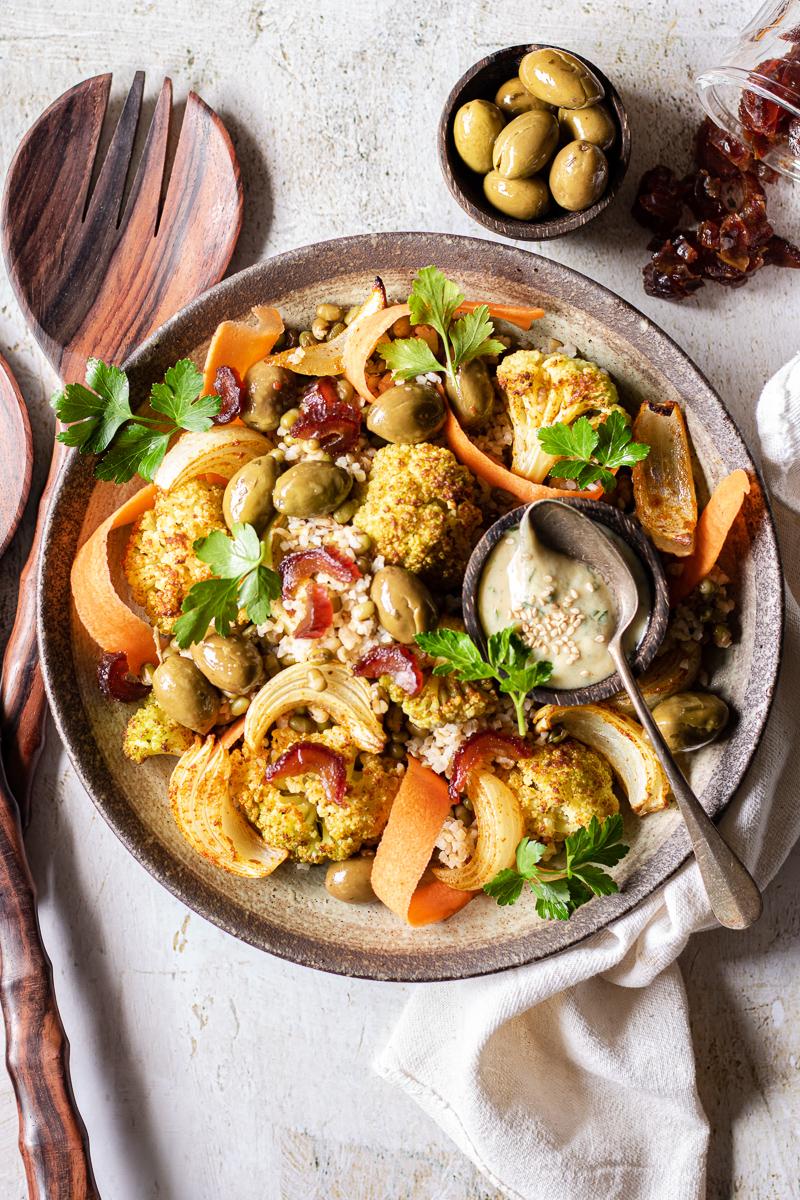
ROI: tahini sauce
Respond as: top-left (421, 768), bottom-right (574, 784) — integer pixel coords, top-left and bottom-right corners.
top-left (478, 520), bottom-right (650, 689)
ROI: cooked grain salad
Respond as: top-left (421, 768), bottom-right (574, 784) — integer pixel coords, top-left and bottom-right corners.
top-left (63, 267), bottom-right (745, 925)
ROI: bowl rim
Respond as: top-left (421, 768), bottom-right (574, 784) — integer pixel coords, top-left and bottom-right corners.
top-left (462, 498), bottom-right (670, 706)
top-left (37, 232), bottom-right (784, 982)
top-left (438, 43), bottom-right (632, 241)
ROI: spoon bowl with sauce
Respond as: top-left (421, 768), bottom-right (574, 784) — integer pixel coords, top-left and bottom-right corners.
top-left (464, 498), bottom-right (669, 705)
top-left (465, 498), bottom-right (762, 931)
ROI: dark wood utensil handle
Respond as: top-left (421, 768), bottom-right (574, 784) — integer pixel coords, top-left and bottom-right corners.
top-left (0, 754), bottom-right (98, 1198)
top-left (1, 441), bottom-right (65, 827)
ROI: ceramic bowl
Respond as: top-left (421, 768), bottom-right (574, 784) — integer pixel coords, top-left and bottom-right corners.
top-left (462, 499), bottom-right (671, 706)
top-left (38, 233), bottom-right (783, 981)
top-left (438, 44), bottom-right (631, 240)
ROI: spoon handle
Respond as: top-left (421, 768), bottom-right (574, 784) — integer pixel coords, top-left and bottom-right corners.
top-left (0, 759), bottom-right (99, 1198)
top-left (611, 648), bottom-right (762, 930)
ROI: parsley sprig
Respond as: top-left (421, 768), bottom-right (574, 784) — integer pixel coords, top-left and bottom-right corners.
top-left (381, 266), bottom-right (504, 391)
top-left (415, 626), bottom-right (552, 735)
top-left (537, 411), bottom-right (650, 492)
top-left (173, 524), bottom-right (280, 649)
top-left (485, 814), bottom-right (630, 919)
top-left (52, 358), bottom-right (220, 483)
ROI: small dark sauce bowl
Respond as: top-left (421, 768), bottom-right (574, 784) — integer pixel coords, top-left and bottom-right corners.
top-left (462, 499), bottom-right (670, 706)
top-left (438, 44), bottom-right (631, 241)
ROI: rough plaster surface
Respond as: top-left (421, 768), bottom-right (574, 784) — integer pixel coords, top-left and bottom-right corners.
top-left (0, 1), bottom-right (798, 1197)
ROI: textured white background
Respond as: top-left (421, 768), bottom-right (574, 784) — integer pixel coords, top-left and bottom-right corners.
top-left (0, 2), bottom-right (799, 1197)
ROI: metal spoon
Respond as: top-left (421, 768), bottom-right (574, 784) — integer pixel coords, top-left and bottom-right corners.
top-left (526, 499), bottom-right (763, 930)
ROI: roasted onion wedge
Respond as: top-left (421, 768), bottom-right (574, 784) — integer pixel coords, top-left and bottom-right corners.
top-left (432, 770), bottom-right (524, 892)
top-left (265, 279), bottom-right (387, 377)
top-left (169, 738), bottom-right (287, 878)
top-left (153, 426), bottom-right (270, 492)
top-left (535, 704), bottom-right (671, 815)
top-left (632, 400), bottom-right (698, 557)
top-left (605, 641), bottom-right (702, 715)
top-left (244, 663), bottom-right (385, 753)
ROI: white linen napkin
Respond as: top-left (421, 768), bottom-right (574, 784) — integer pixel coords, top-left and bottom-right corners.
top-left (376, 481), bottom-right (800, 1200)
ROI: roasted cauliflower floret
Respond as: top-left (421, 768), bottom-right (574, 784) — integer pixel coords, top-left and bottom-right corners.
top-left (387, 674), bottom-right (494, 731)
top-left (123, 478), bottom-right (226, 634)
top-left (122, 695), bottom-right (195, 763)
top-left (505, 737), bottom-right (618, 850)
top-left (353, 443), bottom-right (483, 584)
top-left (230, 725), bottom-right (400, 864)
top-left (496, 350), bottom-right (626, 483)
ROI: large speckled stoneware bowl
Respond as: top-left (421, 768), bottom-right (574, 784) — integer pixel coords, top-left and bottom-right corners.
top-left (39, 233), bottom-right (783, 981)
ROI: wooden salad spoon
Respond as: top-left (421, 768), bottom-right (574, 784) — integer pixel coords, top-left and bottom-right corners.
top-left (0, 355), bottom-right (32, 560)
top-left (523, 501), bottom-right (763, 930)
top-left (0, 72), bottom-right (242, 1198)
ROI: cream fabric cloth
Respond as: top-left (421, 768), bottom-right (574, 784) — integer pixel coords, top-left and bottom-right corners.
top-left (376, 469), bottom-right (800, 1199)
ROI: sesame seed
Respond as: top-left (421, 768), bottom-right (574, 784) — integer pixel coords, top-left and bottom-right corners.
top-left (594, 634), bottom-right (605, 643)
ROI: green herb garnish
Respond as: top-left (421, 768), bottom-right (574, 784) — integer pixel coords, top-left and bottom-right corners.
top-left (536, 410), bottom-right (649, 492)
top-left (484, 814), bottom-right (630, 919)
top-left (52, 358), bottom-right (220, 483)
top-left (380, 265), bottom-right (504, 391)
top-left (173, 524), bottom-right (281, 648)
top-left (415, 625), bottom-right (552, 735)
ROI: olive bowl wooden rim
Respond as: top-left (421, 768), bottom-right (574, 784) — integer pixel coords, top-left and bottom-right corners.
top-left (438, 44), bottom-right (631, 241)
top-left (462, 499), bottom-right (671, 706)
top-left (37, 233), bottom-right (783, 982)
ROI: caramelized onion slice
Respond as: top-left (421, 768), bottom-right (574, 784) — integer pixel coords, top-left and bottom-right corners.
top-left (266, 279), bottom-right (387, 377)
top-left (244, 663), bottom-right (385, 753)
top-left (153, 426), bottom-right (270, 492)
top-left (632, 400), bottom-right (698, 557)
top-left (432, 770), bottom-right (524, 892)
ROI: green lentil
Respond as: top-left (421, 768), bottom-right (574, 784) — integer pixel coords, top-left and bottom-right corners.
top-left (308, 668), bottom-right (327, 692)
top-left (298, 331), bottom-right (317, 348)
top-left (289, 713), bottom-right (317, 734)
top-left (229, 695), bottom-right (251, 717)
top-left (317, 303), bottom-right (344, 322)
top-left (311, 317), bottom-right (330, 341)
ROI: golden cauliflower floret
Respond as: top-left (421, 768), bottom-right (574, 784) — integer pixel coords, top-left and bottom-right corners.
top-left (353, 443), bottom-right (483, 584)
top-left (496, 350), bottom-right (625, 484)
top-left (230, 726), bottom-right (400, 864)
top-left (505, 737), bottom-right (618, 850)
top-left (387, 674), bottom-right (494, 731)
top-left (122, 695), bottom-right (195, 763)
top-left (123, 478), bottom-right (226, 634)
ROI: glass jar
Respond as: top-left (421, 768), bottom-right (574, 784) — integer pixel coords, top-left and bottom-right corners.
top-left (696, 0), bottom-right (800, 181)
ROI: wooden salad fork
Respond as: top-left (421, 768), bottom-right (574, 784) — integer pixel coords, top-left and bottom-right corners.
top-left (0, 72), bottom-right (242, 1198)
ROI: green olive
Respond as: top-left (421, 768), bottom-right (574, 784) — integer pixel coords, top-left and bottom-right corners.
top-left (483, 171), bottom-right (550, 221)
top-left (241, 362), bottom-right (295, 432)
top-left (223, 455), bottom-right (280, 533)
top-left (549, 140), bottom-right (609, 211)
top-left (558, 103), bottom-right (616, 150)
top-left (652, 692), bottom-right (729, 753)
top-left (366, 382), bottom-right (445, 444)
top-left (325, 857), bottom-right (375, 904)
top-left (272, 460), bottom-right (352, 517)
top-left (453, 99), bottom-right (505, 174)
top-left (370, 566), bottom-right (437, 644)
top-left (492, 110), bottom-right (559, 179)
top-left (495, 76), bottom-right (554, 116)
top-left (152, 656), bottom-right (220, 734)
top-left (519, 48), bottom-right (604, 110)
top-left (190, 633), bottom-right (265, 694)
top-left (445, 359), bottom-right (495, 430)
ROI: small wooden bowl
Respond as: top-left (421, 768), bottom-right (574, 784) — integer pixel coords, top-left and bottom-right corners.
top-left (438, 44), bottom-right (631, 241)
top-left (462, 499), bottom-right (669, 706)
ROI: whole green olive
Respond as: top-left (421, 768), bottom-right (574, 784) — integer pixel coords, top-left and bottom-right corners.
top-left (652, 692), bottom-right (729, 753)
top-left (483, 171), bottom-right (550, 221)
top-left (241, 362), bottom-right (295, 432)
top-left (549, 140), bottom-right (609, 211)
top-left (519, 48), bottom-right (604, 110)
top-left (558, 103), bottom-right (616, 150)
top-left (272, 460), bottom-right (352, 517)
top-left (492, 110), bottom-right (559, 179)
top-left (325, 857), bottom-right (375, 904)
top-left (152, 656), bottom-right (220, 734)
top-left (494, 76), bottom-right (553, 116)
top-left (223, 455), bottom-right (280, 533)
top-left (366, 382), bottom-right (445, 444)
top-left (453, 99), bottom-right (506, 174)
top-left (445, 359), bottom-right (495, 430)
top-left (190, 633), bottom-right (265, 694)
top-left (370, 565), bottom-right (437, 644)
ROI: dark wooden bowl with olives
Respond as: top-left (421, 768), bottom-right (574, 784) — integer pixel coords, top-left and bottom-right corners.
top-left (439, 44), bottom-right (631, 240)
